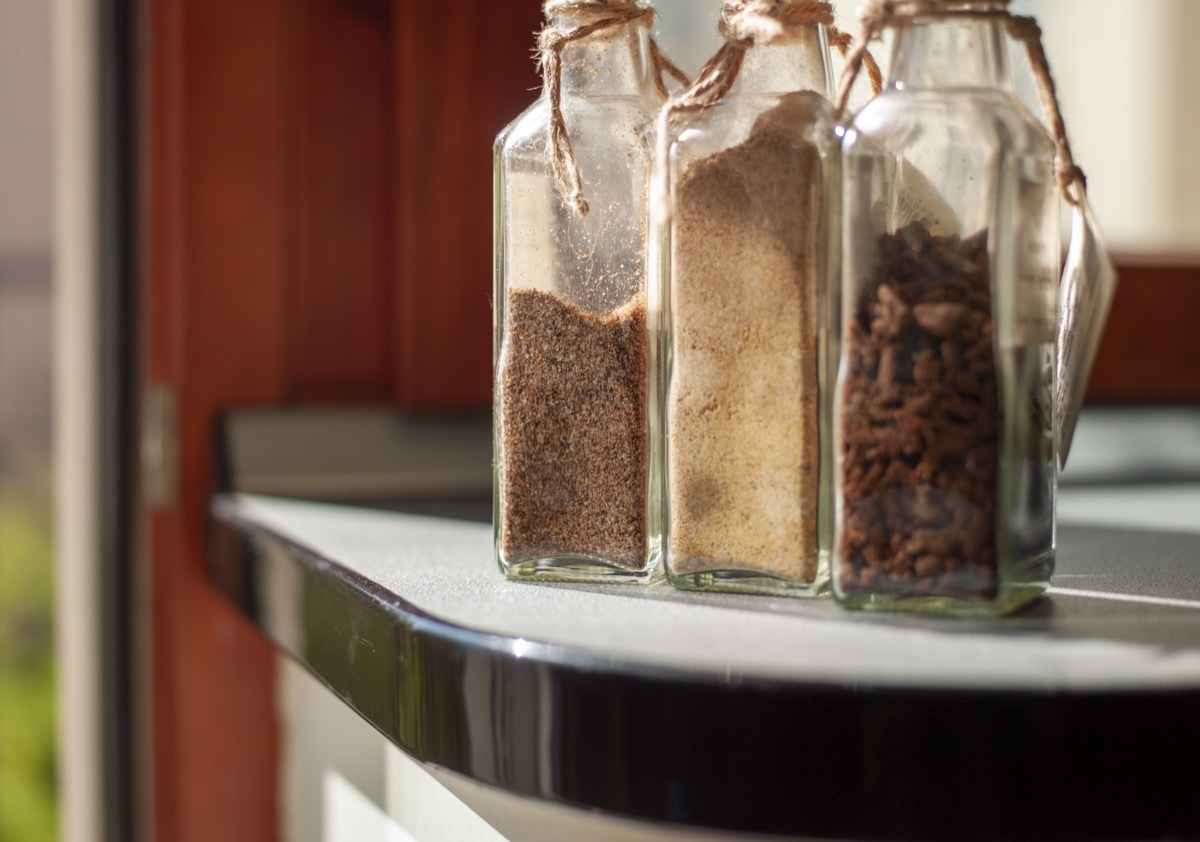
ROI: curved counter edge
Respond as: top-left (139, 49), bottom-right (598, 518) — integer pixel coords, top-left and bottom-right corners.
top-left (208, 494), bottom-right (1200, 841)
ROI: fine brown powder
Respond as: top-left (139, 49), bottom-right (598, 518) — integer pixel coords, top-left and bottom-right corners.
top-left (500, 288), bottom-right (648, 570)
top-left (667, 92), bottom-right (824, 582)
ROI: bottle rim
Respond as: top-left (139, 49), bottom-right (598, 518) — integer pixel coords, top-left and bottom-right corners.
top-left (891, 0), bottom-right (1011, 15)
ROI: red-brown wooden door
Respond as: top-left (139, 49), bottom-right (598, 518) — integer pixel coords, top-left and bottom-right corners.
top-left (139, 2), bottom-right (540, 839)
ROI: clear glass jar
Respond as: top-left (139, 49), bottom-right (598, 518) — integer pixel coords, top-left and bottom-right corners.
top-left (494, 12), bottom-right (660, 582)
top-left (656, 20), bottom-right (838, 595)
top-left (833, 1), bottom-right (1058, 614)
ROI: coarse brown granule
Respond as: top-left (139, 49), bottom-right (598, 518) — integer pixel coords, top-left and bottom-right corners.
top-left (666, 92), bottom-right (824, 582)
top-left (500, 288), bottom-right (648, 570)
top-left (838, 222), bottom-right (998, 599)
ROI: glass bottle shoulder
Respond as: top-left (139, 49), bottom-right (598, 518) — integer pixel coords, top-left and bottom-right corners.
top-left (495, 97), bottom-right (550, 158)
top-left (497, 93), bottom-right (657, 167)
top-left (670, 91), bottom-right (836, 173)
top-left (845, 87), bottom-right (1056, 161)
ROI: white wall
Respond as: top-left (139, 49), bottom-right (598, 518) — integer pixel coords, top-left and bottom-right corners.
top-left (277, 656), bottom-right (825, 841)
top-left (1026, 0), bottom-right (1185, 252)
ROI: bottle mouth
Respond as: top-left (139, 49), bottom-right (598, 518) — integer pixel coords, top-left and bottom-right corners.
top-left (719, 0), bottom-right (834, 47)
top-left (544, 0), bottom-right (652, 25)
top-left (890, 0), bottom-right (1010, 16)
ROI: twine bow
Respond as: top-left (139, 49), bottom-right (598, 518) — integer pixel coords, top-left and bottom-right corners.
top-left (539, 0), bottom-right (689, 216)
top-left (653, 0), bottom-right (882, 222)
top-left (833, 0), bottom-right (1087, 206)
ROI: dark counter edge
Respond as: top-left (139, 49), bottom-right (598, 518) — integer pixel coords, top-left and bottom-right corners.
top-left (208, 495), bottom-right (1200, 841)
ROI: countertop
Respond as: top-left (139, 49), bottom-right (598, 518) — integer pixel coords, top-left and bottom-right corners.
top-left (209, 465), bottom-right (1200, 839)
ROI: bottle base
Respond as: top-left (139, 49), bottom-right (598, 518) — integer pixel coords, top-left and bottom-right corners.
top-left (500, 553), bottom-right (660, 585)
top-left (834, 558), bottom-right (1051, 617)
top-left (667, 567), bottom-right (830, 598)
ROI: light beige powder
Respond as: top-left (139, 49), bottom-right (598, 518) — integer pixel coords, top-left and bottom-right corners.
top-left (667, 92), bottom-right (823, 581)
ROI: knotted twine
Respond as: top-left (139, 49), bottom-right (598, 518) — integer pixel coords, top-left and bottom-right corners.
top-left (653, 0), bottom-right (883, 222)
top-left (833, 0), bottom-right (1087, 206)
top-left (539, 0), bottom-right (690, 216)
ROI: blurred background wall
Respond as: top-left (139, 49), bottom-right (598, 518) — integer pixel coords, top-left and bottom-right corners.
top-left (0, 2), bottom-right (56, 841)
top-left (1023, 0), bottom-right (1200, 253)
top-left (0, 0), bottom-right (54, 473)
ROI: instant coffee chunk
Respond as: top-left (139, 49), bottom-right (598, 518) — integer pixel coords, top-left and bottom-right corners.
top-left (838, 223), bottom-right (999, 599)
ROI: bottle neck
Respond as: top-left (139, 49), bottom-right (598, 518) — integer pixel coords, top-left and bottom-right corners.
top-left (888, 8), bottom-right (1012, 92)
top-left (555, 20), bottom-right (655, 99)
top-left (728, 24), bottom-right (833, 98)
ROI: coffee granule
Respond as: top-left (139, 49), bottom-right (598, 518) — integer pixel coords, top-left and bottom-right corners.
top-left (667, 92), bottom-right (823, 582)
top-left (500, 288), bottom-right (648, 569)
top-left (838, 222), bottom-right (999, 599)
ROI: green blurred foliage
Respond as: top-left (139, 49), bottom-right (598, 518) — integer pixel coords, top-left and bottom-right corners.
top-left (0, 480), bottom-right (58, 842)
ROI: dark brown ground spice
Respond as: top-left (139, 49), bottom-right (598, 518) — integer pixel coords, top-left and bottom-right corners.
top-left (838, 222), bottom-right (999, 598)
top-left (500, 288), bottom-right (648, 569)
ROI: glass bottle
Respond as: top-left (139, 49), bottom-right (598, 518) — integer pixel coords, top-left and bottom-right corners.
top-left (834, 1), bottom-right (1059, 614)
top-left (656, 13), bottom-right (838, 595)
top-left (494, 6), bottom-right (661, 582)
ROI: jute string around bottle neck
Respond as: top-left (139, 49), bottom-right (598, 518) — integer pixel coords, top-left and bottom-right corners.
top-left (653, 0), bottom-right (882, 223)
top-left (539, 0), bottom-right (689, 216)
top-left (833, 0), bottom-right (1087, 206)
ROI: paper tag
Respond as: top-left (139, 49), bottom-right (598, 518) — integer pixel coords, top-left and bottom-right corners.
top-left (1056, 193), bottom-right (1119, 469)
top-left (1016, 179), bottom-right (1060, 345)
top-left (893, 158), bottom-right (959, 237)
